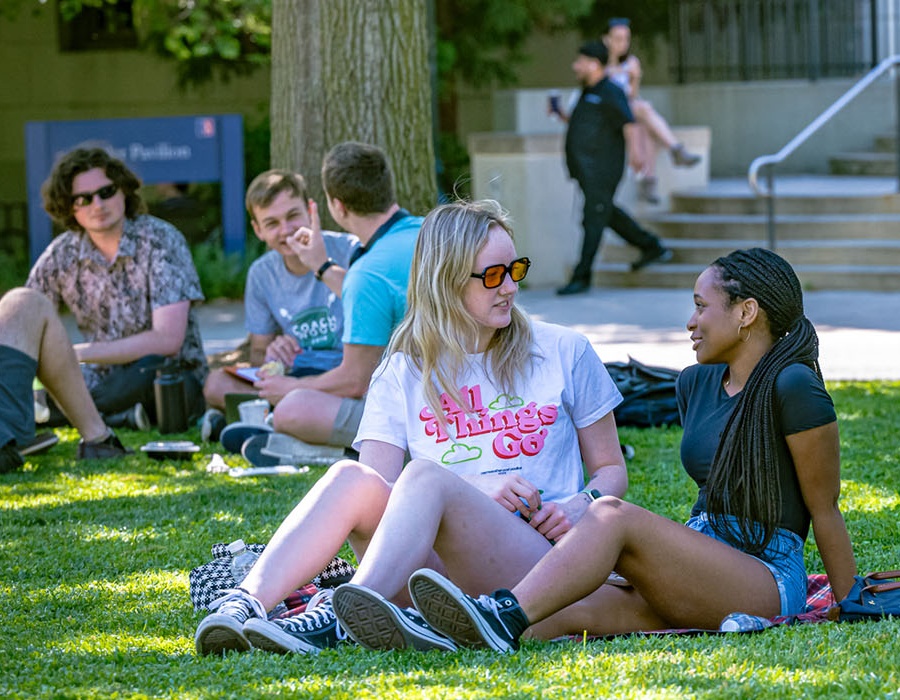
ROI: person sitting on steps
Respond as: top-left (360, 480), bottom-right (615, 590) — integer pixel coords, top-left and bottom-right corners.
top-left (603, 17), bottom-right (701, 204)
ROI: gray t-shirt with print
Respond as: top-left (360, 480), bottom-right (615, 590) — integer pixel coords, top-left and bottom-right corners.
top-left (244, 232), bottom-right (357, 370)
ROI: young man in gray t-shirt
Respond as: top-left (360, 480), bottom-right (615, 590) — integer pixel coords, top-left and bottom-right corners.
top-left (201, 170), bottom-right (357, 416)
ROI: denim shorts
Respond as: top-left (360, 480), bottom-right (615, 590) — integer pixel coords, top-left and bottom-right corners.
top-left (686, 512), bottom-right (808, 616)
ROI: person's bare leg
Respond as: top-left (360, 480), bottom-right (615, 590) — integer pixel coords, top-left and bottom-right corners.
top-left (352, 459), bottom-right (552, 601)
top-left (526, 582), bottom-right (666, 639)
top-left (512, 498), bottom-right (781, 634)
top-left (632, 99), bottom-right (678, 149)
top-left (629, 121), bottom-right (656, 178)
top-left (632, 99), bottom-right (699, 167)
top-left (203, 368), bottom-right (257, 411)
top-left (0, 288), bottom-right (107, 442)
top-left (630, 120), bottom-right (659, 203)
top-left (272, 388), bottom-right (345, 445)
top-left (237, 459), bottom-right (392, 611)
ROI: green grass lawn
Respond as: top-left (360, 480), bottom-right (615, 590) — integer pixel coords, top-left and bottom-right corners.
top-left (2, 382), bottom-right (898, 699)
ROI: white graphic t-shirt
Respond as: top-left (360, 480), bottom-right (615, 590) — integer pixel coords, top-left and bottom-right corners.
top-left (354, 321), bottom-right (622, 503)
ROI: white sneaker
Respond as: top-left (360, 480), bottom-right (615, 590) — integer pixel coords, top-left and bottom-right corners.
top-left (261, 433), bottom-right (346, 467)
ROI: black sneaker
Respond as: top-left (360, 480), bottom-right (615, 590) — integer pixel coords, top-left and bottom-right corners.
top-left (18, 431), bottom-right (59, 456)
top-left (200, 408), bottom-right (226, 442)
top-left (408, 569), bottom-right (529, 653)
top-left (555, 280), bottom-right (590, 296)
top-left (240, 433), bottom-right (284, 467)
top-left (637, 177), bottom-right (660, 204)
top-left (671, 143), bottom-right (701, 167)
top-left (219, 422), bottom-right (272, 454)
top-left (332, 582), bottom-right (457, 652)
top-left (0, 441), bottom-right (24, 474)
top-left (631, 246), bottom-right (673, 272)
top-left (243, 589), bottom-right (350, 654)
top-left (104, 403), bottom-right (151, 431)
top-left (195, 588), bottom-right (267, 655)
top-left (77, 430), bottom-right (133, 460)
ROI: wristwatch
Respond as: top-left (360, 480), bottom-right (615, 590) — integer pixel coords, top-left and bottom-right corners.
top-left (581, 488), bottom-right (602, 505)
top-left (315, 258), bottom-right (336, 281)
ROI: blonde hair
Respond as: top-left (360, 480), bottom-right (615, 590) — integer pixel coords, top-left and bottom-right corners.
top-left (386, 199), bottom-right (535, 421)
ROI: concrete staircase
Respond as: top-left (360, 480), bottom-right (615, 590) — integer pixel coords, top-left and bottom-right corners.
top-left (597, 175), bottom-right (900, 291)
top-left (830, 132), bottom-right (898, 176)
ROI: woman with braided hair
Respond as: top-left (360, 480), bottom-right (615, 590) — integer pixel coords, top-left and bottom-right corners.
top-left (406, 248), bottom-right (858, 650)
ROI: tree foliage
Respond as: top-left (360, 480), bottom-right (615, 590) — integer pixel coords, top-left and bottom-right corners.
top-left (11, 0), bottom-right (676, 91)
top-left (434, 0), bottom-right (594, 90)
top-left (133, 0), bottom-right (272, 86)
top-left (9, 0), bottom-right (272, 87)
top-left (10, 0), bottom-right (669, 91)
top-left (573, 0), bottom-right (670, 46)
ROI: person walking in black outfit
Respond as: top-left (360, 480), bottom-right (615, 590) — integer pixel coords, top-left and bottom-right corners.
top-left (556, 41), bottom-right (672, 296)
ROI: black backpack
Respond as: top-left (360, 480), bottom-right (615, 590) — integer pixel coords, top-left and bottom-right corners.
top-left (604, 357), bottom-right (681, 428)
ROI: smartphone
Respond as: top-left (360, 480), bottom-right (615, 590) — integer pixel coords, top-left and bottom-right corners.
top-left (548, 90), bottom-right (562, 116)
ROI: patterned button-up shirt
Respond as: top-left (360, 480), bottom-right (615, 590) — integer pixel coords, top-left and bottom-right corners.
top-left (26, 214), bottom-right (208, 387)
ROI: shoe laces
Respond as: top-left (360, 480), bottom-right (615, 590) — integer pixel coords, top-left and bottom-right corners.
top-left (275, 589), bottom-right (348, 641)
top-left (208, 588), bottom-right (267, 621)
top-left (474, 593), bottom-right (515, 635)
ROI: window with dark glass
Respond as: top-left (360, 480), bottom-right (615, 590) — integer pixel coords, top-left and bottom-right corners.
top-left (58, 0), bottom-right (137, 51)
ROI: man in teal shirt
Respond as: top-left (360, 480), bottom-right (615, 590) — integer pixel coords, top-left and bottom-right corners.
top-left (254, 142), bottom-right (422, 450)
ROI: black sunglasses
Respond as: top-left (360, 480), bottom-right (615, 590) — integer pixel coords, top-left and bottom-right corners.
top-left (72, 184), bottom-right (119, 209)
top-left (470, 257), bottom-right (531, 289)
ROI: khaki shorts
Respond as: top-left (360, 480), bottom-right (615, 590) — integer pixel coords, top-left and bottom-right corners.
top-left (330, 396), bottom-right (366, 448)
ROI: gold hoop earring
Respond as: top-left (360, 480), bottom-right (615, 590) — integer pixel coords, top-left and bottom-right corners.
top-left (738, 326), bottom-right (751, 343)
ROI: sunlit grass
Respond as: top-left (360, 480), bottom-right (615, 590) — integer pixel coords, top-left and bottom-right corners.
top-left (0, 382), bottom-right (897, 698)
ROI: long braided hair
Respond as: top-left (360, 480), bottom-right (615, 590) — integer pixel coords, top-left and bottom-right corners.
top-left (705, 248), bottom-right (822, 554)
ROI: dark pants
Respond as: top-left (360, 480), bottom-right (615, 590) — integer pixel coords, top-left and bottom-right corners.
top-left (571, 176), bottom-right (661, 284)
top-left (47, 355), bottom-right (205, 427)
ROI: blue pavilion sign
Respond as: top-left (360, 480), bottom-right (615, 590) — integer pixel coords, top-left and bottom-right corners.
top-left (25, 114), bottom-right (245, 262)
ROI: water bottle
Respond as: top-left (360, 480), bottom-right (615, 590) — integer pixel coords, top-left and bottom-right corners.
top-left (227, 539), bottom-right (259, 583)
top-left (154, 358), bottom-right (188, 434)
top-left (227, 539), bottom-right (288, 618)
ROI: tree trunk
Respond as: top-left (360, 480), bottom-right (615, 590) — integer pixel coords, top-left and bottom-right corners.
top-left (270, 0), bottom-right (437, 221)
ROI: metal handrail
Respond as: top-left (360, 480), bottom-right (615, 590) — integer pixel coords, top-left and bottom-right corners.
top-left (747, 54), bottom-right (900, 248)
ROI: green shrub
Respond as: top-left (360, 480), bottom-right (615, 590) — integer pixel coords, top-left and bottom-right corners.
top-left (0, 249), bottom-right (29, 294)
top-left (191, 236), bottom-right (265, 301)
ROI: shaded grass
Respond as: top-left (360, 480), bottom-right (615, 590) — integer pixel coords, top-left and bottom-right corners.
top-left (1, 382), bottom-right (898, 699)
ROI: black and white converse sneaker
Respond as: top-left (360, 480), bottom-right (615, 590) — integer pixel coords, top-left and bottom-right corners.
top-left (331, 582), bottom-right (457, 652)
top-left (243, 589), bottom-right (350, 654)
top-left (194, 588), bottom-right (267, 655)
top-left (408, 569), bottom-right (530, 653)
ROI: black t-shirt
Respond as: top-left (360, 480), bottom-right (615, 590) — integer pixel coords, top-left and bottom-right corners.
top-left (565, 77), bottom-right (633, 184)
top-left (676, 362), bottom-right (837, 539)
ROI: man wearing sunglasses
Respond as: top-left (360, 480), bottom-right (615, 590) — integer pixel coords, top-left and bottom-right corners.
top-left (558, 40), bottom-right (673, 296)
top-left (26, 146), bottom-right (208, 430)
